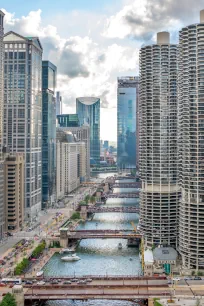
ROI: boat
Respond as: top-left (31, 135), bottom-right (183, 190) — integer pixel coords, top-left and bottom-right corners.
top-left (118, 243), bottom-right (122, 249)
top-left (59, 248), bottom-right (73, 255)
top-left (61, 254), bottom-right (81, 262)
top-left (129, 258), bottom-right (133, 261)
top-left (36, 271), bottom-right (44, 277)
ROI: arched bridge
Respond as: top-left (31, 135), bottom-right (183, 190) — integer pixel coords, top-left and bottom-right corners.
top-left (87, 206), bottom-right (140, 213)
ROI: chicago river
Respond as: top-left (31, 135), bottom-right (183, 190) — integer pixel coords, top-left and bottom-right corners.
top-left (43, 173), bottom-right (141, 305)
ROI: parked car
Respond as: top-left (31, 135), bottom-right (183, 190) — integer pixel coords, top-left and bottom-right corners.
top-left (63, 281), bottom-right (71, 284)
top-left (37, 281), bottom-right (45, 285)
top-left (194, 276), bottom-right (202, 280)
top-left (172, 277), bottom-right (180, 282)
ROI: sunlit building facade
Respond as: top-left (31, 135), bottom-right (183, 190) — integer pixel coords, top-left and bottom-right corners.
top-left (3, 31), bottom-right (43, 221)
top-left (42, 61), bottom-right (57, 209)
top-left (76, 97), bottom-right (100, 164)
top-left (178, 10), bottom-right (204, 269)
top-left (117, 77), bottom-right (138, 169)
top-left (139, 32), bottom-right (179, 248)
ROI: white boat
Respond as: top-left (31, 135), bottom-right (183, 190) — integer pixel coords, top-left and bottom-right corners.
top-left (59, 248), bottom-right (73, 255)
top-left (36, 271), bottom-right (44, 277)
top-left (61, 254), bottom-right (81, 262)
top-left (118, 243), bottom-right (122, 250)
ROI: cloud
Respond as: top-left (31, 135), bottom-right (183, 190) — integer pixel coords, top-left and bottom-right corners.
top-left (103, 0), bottom-right (204, 41)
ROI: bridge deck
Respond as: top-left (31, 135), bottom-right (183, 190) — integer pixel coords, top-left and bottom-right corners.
top-left (68, 230), bottom-right (142, 239)
top-left (87, 206), bottom-right (139, 213)
top-left (107, 193), bottom-right (139, 198)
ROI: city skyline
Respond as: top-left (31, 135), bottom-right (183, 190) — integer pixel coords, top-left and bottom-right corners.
top-left (1, 0), bottom-right (204, 141)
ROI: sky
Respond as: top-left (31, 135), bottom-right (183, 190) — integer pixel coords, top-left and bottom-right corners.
top-left (1, 0), bottom-right (204, 141)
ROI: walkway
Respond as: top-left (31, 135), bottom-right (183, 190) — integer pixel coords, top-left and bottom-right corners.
top-left (87, 206), bottom-right (139, 213)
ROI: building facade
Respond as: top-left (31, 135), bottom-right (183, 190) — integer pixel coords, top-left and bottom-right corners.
top-left (139, 32), bottom-right (179, 248)
top-left (0, 11), bottom-right (5, 239)
top-left (4, 153), bottom-right (24, 231)
top-left (56, 91), bottom-right (62, 116)
top-left (56, 130), bottom-right (86, 200)
top-left (57, 114), bottom-right (79, 127)
top-left (178, 10), bottom-right (204, 269)
top-left (76, 97), bottom-right (100, 164)
top-left (60, 126), bottom-right (90, 180)
top-left (3, 31), bottom-right (43, 221)
top-left (42, 61), bottom-right (57, 209)
top-left (117, 77), bottom-right (138, 169)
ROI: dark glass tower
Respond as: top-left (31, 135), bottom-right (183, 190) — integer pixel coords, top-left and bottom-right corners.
top-left (42, 61), bottom-right (57, 208)
top-left (117, 77), bottom-right (138, 169)
top-left (76, 97), bottom-right (100, 164)
top-left (57, 114), bottom-right (79, 127)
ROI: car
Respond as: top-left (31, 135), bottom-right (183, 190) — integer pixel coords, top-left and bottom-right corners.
top-left (71, 278), bottom-right (79, 282)
top-left (194, 276), bottom-right (202, 280)
top-left (167, 280), bottom-right (172, 284)
top-left (25, 280), bottom-right (33, 285)
top-left (50, 280), bottom-right (58, 284)
top-left (63, 281), bottom-right (71, 285)
top-left (184, 277), bottom-right (193, 280)
top-left (37, 281), bottom-right (45, 285)
top-left (77, 280), bottom-right (87, 284)
top-left (172, 277), bottom-right (180, 282)
top-left (86, 278), bottom-right (93, 282)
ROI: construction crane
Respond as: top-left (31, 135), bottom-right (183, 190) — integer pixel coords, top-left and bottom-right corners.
top-left (131, 221), bottom-right (137, 232)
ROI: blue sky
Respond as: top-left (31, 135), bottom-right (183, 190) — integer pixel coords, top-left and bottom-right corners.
top-left (1, 0), bottom-right (204, 141)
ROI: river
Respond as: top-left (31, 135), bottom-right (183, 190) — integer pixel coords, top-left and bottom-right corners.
top-left (44, 173), bottom-right (141, 306)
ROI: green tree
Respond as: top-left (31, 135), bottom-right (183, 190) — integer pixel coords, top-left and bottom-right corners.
top-left (84, 195), bottom-right (90, 204)
top-left (0, 293), bottom-right (17, 306)
top-left (90, 196), bottom-right (95, 204)
top-left (70, 212), bottom-right (80, 220)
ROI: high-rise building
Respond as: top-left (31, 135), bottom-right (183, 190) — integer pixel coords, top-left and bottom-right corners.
top-left (58, 126), bottom-right (90, 180)
top-left (117, 77), bottom-right (138, 169)
top-left (0, 11), bottom-right (5, 239)
top-left (139, 32), bottom-right (179, 248)
top-left (76, 97), bottom-right (100, 164)
top-left (4, 153), bottom-right (24, 231)
top-left (56, 130), bottom-right (86, 199)
top-left (178, 10), bottom-right (204, 269)
top-left (56, 91), bottom-right (62, 116)
top-left (42, 61), bottom-right (57, 209)
top-left (103, 140), bottom-right (109, 150)
top-left (57, 114), bottom-right (79, 127)
top-left (3, 31), bottom-right (43, 221)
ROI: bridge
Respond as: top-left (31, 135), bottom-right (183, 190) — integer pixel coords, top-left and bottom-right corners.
top-left (107, 193), bottom-right (139, 198)
top-left (112, 182), bottom-right (141, 188)
top-left (67, 229), bottom-right (142, 240)
top-left (23, 276), bottom-right (169, 301)
top-left (87, 206), bottom-right (140, 213)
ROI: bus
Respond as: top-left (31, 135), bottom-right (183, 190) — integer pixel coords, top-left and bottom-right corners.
top-left (1, 278), bottom-right (22, 285)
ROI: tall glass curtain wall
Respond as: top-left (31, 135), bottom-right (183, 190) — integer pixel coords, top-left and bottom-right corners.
top-left (3, 33), bottom-right (42, 219)
top-left (42, 61), bottom-right (56, 208)
top-left (76, 98), bottom-right (100, 164)
top-left (117, 79), bottom-right (137, 169)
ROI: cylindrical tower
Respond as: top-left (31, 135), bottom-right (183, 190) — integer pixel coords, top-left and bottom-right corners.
top-left (178, 11), bottom-right (204, 269)
top-left (139, 32), bottom-right (180, 248)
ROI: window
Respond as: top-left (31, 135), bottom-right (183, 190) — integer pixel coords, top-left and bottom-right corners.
top-left (18, 52), bottom-right (25, 60)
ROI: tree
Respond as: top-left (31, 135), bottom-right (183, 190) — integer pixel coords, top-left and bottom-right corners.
top-left (90, 196), bottom-right (95, 204)
top-left (70, 212), bottom-right (80, 220)
top-left (0, 293), bottom-right (17, 306)
top-left (84, 195), bottom-right (90, 204)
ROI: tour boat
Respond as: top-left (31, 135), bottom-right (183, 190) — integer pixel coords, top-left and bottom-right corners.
top-left (59, 248), bottom-right (73, 255)
top-left (61, 254), bottom-right (81, 262)
top-left (36, 271), bottom-right (44, 277)
top-left (118, 243), bottom-right (122, 249)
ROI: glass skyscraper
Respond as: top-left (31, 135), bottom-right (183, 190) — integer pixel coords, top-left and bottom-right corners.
top-left (76, 97), bottom-right (100, 164)
top-left (117, 77), bottom-right (138, 169)
top-left (57, 114), bottom-right (79, 127)
top-left (42, 61), bottom-right (57, 208)
top-left (3, 31), bottom-right (43, 221)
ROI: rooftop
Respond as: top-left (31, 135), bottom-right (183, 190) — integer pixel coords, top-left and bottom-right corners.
top-left (76, 97), bottom-right (100, 105)
top-left (153, 247), bottom-right (178, 261)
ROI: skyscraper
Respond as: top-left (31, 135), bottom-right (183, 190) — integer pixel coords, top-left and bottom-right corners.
top-left (117, 76), bottom-right (138, 169)
top-left (42, 61), bottom-right (57, 209)
top-left (139, 32), bottom-right (179, 248)
top-left (178, 10), bottom-right (204, 269)
top-left (56, 91), bottom-right (62, 116)
top-left (3, 31), bottom-right (43, 221)
top-left (57, 114), bottom-right (79, 127)
top-left (76, 97), bottom-right (100, 164)
top-left (0, 11), bottom-right (5, 239)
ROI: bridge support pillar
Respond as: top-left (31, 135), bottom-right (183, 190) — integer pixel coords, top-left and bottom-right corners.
top-left (148, 297), bottom-right (154, 306)
top-left (12, 285), bottom-right (24, 306)
top-left (127, 238), bottom-right (140, 247)
top-left (60, 228), bottom-right (69, 248)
